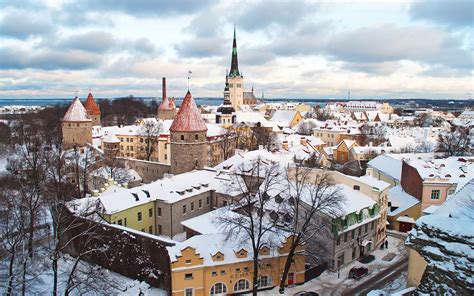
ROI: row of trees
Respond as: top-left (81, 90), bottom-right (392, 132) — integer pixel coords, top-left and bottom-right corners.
top-left (217, 159), bottom-right (344, 295)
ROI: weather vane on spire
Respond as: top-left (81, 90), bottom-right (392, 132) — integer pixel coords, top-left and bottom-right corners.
top-left (187, 70), bottom-right (192, 91)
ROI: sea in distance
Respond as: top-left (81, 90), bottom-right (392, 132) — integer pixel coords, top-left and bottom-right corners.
top-left (0, 97), bottom-right (328, 108)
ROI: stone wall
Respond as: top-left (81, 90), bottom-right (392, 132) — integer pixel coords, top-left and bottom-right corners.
top-left (59, 206), bottom-right (173, 292)
top-left (119, 158), bottom-right (171, 183)
top-left (62, 121), bottom-right (92, 149)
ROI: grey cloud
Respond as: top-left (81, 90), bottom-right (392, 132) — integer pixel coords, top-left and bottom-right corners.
top-left (342, 61), bottom-right (401, 75)
top-left (324, 24), bottom-right (472, 71)
top-left (410, 0), bottom-right (473, 28)
top-left (238, 46), bottom-right (275, 66)
top-left (0, 10), bottom-right (54, 39)
top-left (65, 0), bottom-right (213, 17)
top-left (132, 37), bottom-right (159, 56)
top-left (270, 22), bottom-right (330, 56)
top-left (174, 37), bottom-right (226, 58)
top-left (236, 0), bottom-right (317, 32)
top-left (0, 46), bottom-right (102, 70)
top-left (57, 31), bottom-right (117, 53)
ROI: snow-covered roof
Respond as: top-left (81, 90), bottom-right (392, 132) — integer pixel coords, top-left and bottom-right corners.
top-left (396, 216), bottom-right (416, 223)
top-left (180, 207), bottom-right (240, 235)
top-left (403, 156), bottom-right (474, 191)
top-left (63, 97), bottom-right (91, 122)
top-left (270, 110), bottom-right (298, 126)
top-left (347, 175), bottom-right (391, 192)
top-left (97, 169), bottom-right (245, 214)
top-left (368, 154), bottom-right (403, 181)
top-left (388, 186), bottom-right (420, 216)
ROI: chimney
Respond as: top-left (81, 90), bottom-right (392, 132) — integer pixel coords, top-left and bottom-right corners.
top-left (282, 140), bottom-right (289, 151)
top-left (300, 136), bottom-right (307, 146)
top-left (162, 77), bottom-right (166, 100)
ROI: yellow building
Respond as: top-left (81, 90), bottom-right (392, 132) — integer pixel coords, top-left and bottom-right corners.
top-left (270, 110), bottom-right (303, 128)
top-left (167, 233), bottom-right (305, 296)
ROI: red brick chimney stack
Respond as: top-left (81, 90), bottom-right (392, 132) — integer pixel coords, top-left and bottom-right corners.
top-left (162, 77), bottom-right (166, 100)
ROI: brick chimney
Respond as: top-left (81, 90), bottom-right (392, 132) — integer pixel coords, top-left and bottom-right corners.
top-left (282, 140), bottom-right (289, 151)
top-left (162, 77), bottom-right (166, 100)
top-left (300, 136), bottom-right (307, 146)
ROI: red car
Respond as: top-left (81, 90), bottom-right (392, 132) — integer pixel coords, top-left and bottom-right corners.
top-left (349, 266), bottom-right (369, 279)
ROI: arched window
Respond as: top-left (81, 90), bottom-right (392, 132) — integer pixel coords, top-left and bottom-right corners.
top-left (234, 279), bottom-right (250, 292)
top-left (210, 282), bottom-right (227, 295)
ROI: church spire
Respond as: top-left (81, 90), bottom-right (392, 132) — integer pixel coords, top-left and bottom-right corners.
top-left (229, 25), bottom-right (240, 77)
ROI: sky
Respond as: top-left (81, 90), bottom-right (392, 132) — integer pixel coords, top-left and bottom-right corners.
top-left (0, 0), bottom-right (472, 100)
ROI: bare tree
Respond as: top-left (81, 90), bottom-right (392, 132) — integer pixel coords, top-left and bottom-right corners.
top-left (252, 126), bottom-right (279, 151)
top-left (218, 128), bottom-right (237, 161)
top-left (436, 126), bottom-right (470, 157)
top-left (69, 146), bottom-right (96, 198)
top-left (277, 167), bottom-right (344, 293)
top-left (138, 120), bottom-right (163, 161)
top-left (359, 123), bottom-right (386, 146)
top-left (216, 158), bottom-right (284, 295)
top-left (297, 120), bottom-right (317, 136)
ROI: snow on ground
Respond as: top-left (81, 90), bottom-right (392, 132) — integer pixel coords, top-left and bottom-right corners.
top-left (253, 235), bottom-right (407, 296)
top-left (0, 254), bottom-right (167, 295)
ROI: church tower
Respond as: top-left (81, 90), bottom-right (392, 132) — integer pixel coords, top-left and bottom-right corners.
top-left (84, 91), bottom-right (101, 126)
top-left (62, 96), bottom-right (93, 149)
top-left (227, 26), bottom-right (243, 109)
top-left (216, 74), bottom-right (236, 127)
top-left (170, 91), bottom-right (208, 175)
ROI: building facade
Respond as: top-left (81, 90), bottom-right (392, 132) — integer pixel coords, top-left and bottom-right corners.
top-left (62, 97), bottom-right (93, 149)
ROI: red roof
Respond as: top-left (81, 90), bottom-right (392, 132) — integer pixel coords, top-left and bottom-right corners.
top-left (170, 91), bottom-right (207, 132)
top-left (84, 92), bottom-right (101, 115)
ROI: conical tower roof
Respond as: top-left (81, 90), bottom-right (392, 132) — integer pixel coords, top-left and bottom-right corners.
top-left (229, 25), bottom-right (241, 77)
top-left (63, 97), bottom-right (91, 122)
top-left (84, 92), bottom-right (101, 115)
top-left (170, 91), bottom-right (207, 132)
top-left (158, 96), bottom-right (173, 110)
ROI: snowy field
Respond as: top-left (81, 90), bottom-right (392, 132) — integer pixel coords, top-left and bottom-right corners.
top-left (254, 234), bottom-right (408, 296)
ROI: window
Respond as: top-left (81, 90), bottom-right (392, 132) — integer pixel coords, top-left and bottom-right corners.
top-left (234, 279), bottom-right (250, 291)
top-left (352, 247), bottom-right (357, 259)
top-left (164, 154), bottom-right (167, 160)
top-left (259, 275), bottom-right (271, 287)
top-left (148, 226), bottom-right (153, 234)
top-left (351, 230), bottom-right (355, 239)
top-left (220, 270), bottom-right (226, 275)
top-left (137, 212), bottom-right (142, 221)
top-left (336, 235), bottom-right (341, 246)
top-left (211, 271), bottom-right (217, 276)
top-left (358, 227), bottom-right (362, 236)
top-left (185, 288), bottom-right (193, 296)
top-left (117, 219), bottom-right (122, 226)
top-left (344, 232), bottom-right (348, 242)
top-left (364, 224), bottom-right (368, 233)
top-left (223, 200), bottom-right (228, 207)
top-left (184, 273), bottom-right (193, 280)
top-left (371, 221), bottom-right (374, 230)
top-left (207, 196), bottom-right (210, 205)
top-left (337, 253), bottom-right (344, 267)
top-left (210, 283), bottom-right (227, 295)
top-left (185, 259), bottom-right (192, 265)
top-left (353, 185), bottom-right (360, 190)
top-left (235, 268), bottom-right (241, 273)
top-left (149, 208), bottom-right (153, 217)
top-left (195, 134), bottom-right (198, 140)
top-left (199, 199), bottom-right (202, 208)
top-left (141, 228), bottom-right (145, 232)
top-left (181, 135), bottom-right (185, 141)
top-left (191, 202), bottom-right (194, 211)
top-left (183, 205), bottom-right (187, 214)
top-left (430, 189), bottom-right (440, 200)
top-left (157, 207), bottom-right (162, 217)
top-left (243, 267), bottom-right (249, 272)
top-left (140, 138), bottom-right (143, 143)
top-left (158, 224), bottom-right (162, 234)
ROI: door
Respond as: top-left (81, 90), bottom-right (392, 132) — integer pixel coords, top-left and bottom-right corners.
top-left (399, 221), bottom-right (413, 232)
top-left (288, 272), bottom-right (294, 285)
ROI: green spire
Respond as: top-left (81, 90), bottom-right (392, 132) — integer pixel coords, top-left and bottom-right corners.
top-left (229, 25), bottom-right (240, 77)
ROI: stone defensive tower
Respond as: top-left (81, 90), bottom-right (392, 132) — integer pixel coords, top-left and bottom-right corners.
top-left (84, 91), bottom-right (101, 126)
top-left (62, 96), bottom-right (93, 149)
top-left (169, 91), bottom-right (208, 175)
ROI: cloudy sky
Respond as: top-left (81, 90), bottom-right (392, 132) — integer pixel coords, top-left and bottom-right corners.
top-left (0, 0), bottom-right (472, 100)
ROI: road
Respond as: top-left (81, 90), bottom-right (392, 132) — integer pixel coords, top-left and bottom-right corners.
top-left (342, 256), bottom-right (408, 296)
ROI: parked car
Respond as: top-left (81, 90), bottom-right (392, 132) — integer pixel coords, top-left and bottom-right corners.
top-left (293, 292), bottom-right (319, 296)
top-left (349, 266), bottom-right (369, 279)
